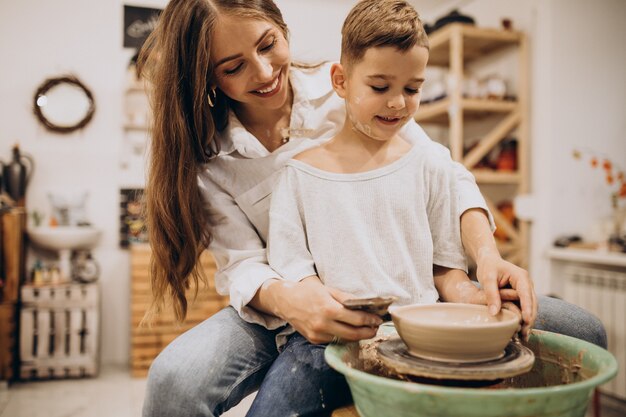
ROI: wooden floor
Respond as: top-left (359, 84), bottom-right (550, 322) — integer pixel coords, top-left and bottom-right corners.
top-left (332, 406), bottom-right (359, 416)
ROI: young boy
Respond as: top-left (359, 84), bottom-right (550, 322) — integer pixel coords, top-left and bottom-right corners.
top-left (254, 1), bottom-right (517, 414)
top-left (268, 0), bottom-right (493, 324)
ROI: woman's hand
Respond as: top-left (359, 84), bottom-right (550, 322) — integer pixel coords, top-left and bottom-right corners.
top-left (263, 276), bottom-right (382, 344)
top-left (476, 248), bottom-right (537, 340)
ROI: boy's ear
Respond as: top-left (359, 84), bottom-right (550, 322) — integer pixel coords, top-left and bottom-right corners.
top-left (330, 63), bottom-right (347, 98)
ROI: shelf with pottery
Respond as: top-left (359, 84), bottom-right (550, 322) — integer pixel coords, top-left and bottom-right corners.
top-left (418, 23), bottom-right (529, 266)
top-left (427, 23), bottom-right (523, 67)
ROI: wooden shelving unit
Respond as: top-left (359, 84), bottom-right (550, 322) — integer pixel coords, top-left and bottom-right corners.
top-left (418, 23), bottom-right (530, 266)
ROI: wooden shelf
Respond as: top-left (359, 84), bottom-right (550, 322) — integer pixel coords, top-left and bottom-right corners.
top-left (472, 169), bottom-right (520, 184)
top-left (416, 98), bottom-right (518, 124)
top-left (428, 23), bottom-right (523, 67)
top-left (416, 23), bottom-right (529, 267)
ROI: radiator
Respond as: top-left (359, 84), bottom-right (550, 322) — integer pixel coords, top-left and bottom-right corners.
top-left (562, 265), bottom-right (626, 399)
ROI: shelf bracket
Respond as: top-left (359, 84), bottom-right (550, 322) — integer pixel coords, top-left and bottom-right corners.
top-left (463, 110), bottom-right (520, 169)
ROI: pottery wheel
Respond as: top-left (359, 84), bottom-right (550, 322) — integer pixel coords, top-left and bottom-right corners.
top-left (377, 337), bottom-right (535, 381)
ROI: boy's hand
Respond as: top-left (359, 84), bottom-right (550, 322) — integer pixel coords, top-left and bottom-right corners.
top-left (269, 276), bottom-right (382, 344)
top-left (476, 249), bottom-right (537, 340)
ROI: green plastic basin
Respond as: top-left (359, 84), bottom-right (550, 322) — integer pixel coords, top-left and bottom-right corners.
top-left (325, 328), bottom-right (617, 417)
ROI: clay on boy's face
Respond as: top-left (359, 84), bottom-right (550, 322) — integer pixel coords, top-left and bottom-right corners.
top-left (344, 45), bottom-right (428, 142)
top-left (211, 15), bottom-right (291, 111)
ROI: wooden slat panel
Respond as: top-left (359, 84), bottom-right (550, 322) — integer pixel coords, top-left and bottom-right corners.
top-left (68, 309), bottom-right (82, 358)
top-left (37, 310), bottom-right (51, 359)
top-left (19, 284), bottom-right (100, 379)
top-left (129, 247), bottom-right (228, 377)
top-left (53, 309), bottom-right (66, 359)
top-left (19, 308), bottom-right (34, 361)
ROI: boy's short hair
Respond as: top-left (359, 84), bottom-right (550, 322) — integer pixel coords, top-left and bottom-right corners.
top-left (341, 0), bottom-right (429, 67)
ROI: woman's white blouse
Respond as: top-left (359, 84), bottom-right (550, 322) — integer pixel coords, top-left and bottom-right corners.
top-left (197, 62), bottom-right (494, 329)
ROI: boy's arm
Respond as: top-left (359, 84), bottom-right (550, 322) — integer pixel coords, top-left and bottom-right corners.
top-left (460, 208), bottom-right (536, 339)
top-left (405, 120), bottom-right (536, 337)
top-left (434, 266), bottom-right (518, 304)
top-left (433, 266), bottom-right (481, 303)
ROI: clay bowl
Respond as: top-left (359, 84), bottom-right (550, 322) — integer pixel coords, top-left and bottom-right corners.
top-left (390, 303), bottom-right (520, 363)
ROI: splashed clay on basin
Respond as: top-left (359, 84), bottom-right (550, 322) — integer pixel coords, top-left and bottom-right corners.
top-left (325, 326), bottom-right (617, 417)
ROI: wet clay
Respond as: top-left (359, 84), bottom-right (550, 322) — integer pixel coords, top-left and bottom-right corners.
top-left (345, 335), bottom-right (590, 389)
top-left (391, 304), bottom-right (520, 363)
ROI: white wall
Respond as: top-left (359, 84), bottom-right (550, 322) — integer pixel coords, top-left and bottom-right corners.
top-left (418, 0), bottom-right (626, 294)
top-left (1, 0), bottom-right (136, 365)
top-left (533, 0), bottom-right (625, 294)
top-left (1, 0), bottom-right (624, 364)
top-left (0, 0), bottom-right (353, 365)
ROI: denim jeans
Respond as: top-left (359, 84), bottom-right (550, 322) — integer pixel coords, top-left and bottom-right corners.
top-left (246, 332), bottom-right (352, 417)
top-left (142, 296), bottom-right (607, 417)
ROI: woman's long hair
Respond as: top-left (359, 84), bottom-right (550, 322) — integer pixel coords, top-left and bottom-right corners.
top-left (137, 0), bottom-right (288, 322)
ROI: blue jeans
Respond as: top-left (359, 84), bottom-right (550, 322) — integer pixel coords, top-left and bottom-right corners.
top-left (142, 296), bottom-right (607, 417)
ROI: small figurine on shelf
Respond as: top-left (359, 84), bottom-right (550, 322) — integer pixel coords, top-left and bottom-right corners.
top-left (30, 260), bottom-right (44, 285)
top-left (72, 250), bottom-right (100, 283)
top-left (497, 138), bottom-right (518, 171)
top-left (30, 210), bottom-right (43, 227)
top-left (49, 265), bottom-right (62, 285)
top-left (493, 200), bottom-right (516, 242)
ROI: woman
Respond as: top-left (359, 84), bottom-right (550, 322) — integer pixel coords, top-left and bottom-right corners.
top-left (139, 1), bottom-right (606, 416)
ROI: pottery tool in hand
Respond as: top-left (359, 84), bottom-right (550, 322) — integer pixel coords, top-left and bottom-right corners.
top-left (342, 296), bottom-right (397, 321)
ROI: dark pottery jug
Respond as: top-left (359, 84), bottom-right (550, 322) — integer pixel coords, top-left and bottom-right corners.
top-left (3, 145), bottom-right (34, 207)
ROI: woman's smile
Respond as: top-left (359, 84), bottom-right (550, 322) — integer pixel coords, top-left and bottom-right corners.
top-left (250, 70), bottom-right (283, 97)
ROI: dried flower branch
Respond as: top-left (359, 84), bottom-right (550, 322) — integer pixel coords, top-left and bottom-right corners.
top-left (573, 148), bottom-right (626, 203)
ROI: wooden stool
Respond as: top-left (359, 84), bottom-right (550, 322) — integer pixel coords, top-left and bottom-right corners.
top-left (331, 405), bottom-right (359, 417)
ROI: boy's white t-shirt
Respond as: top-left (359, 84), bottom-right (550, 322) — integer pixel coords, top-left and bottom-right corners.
top-left (267, 142), bottom-right (468, 307)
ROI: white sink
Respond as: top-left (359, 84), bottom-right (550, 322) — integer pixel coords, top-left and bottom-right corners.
top-left (29, 226), bottom-right (102, 251)
top-left (28, 226), bottom-right (102, 282)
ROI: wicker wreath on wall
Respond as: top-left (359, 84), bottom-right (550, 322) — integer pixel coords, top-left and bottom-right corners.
top-left (33, 75), bottom-right (96, 134)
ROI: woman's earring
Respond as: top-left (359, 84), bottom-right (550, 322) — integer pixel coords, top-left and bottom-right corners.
top-left (207, 88), bottom-right (217, 108)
